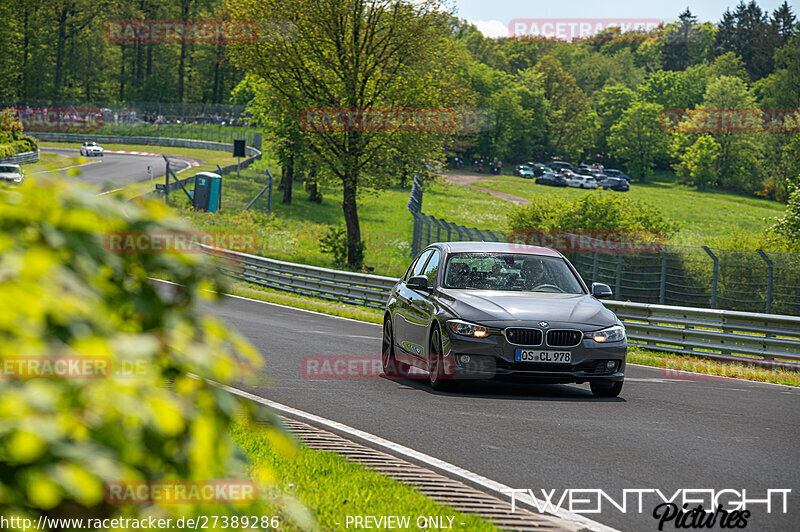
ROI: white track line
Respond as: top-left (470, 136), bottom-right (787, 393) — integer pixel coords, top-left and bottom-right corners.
top-left (220, 383), bottom-right (619, 532)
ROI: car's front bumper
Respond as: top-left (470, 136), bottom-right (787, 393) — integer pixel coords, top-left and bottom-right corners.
top-left (441, 324), bottom-right (626, 384)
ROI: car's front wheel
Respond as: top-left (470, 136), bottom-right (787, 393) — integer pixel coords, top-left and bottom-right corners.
top-left (428, 327), bottom-right (454, 391)
top-left (382, 316), bottom-right (409, 377)
top-left (590, 380), bottom-right (623, 397)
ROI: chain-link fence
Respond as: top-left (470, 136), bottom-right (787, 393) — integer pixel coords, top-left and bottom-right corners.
top-left (411, 212), bottom-right (800, 315)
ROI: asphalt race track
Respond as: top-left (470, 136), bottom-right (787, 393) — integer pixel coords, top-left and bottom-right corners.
top-left (40, 148), bottom-right (201, 192)
top-left (207, 294), bottom-right (800, 531)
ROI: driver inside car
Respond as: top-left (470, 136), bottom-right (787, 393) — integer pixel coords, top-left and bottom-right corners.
top-left (520, 257), bottom-right (546, 290)
top-left (448, 262), bottom-right (471, 288)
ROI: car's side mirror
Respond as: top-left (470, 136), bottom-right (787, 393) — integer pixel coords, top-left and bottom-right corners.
top-left (591, 282), bottom-right (613, 299)
top-left (407, 275), bottom-right (430, 291)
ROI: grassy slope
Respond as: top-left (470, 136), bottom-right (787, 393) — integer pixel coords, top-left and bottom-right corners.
top-left (472, 171), bottom-right (786, 248)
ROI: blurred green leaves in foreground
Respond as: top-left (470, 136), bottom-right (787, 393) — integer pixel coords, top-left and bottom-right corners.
top-left (0, 176), bottom-right (301, 528)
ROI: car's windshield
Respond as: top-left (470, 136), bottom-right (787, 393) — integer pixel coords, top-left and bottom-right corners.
top-left (443, 253), bottom-right (585, 294)
top-left (0, 165), bottom-right (18, 173)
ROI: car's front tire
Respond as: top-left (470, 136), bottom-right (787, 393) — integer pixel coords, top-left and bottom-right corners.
top-left (428, 327), bottom-right (455, 391)
top-left (590, 380), bottom-right (623, 397)
top-left (382, 316), bottom-right (409, 377)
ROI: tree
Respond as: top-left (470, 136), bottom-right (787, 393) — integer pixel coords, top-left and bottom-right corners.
top-left (767, 182), bottom-right (800, 250)
top-left (533, 55), bottom-right (597, 161)
top-left (594, 84), bottom-right (634, 157)
top-left (673, 134), bottom-right (721, 189)
top-left (225, 0), bottom-right (468, 268)
top-left (607, 101), bottom-right (668, 180)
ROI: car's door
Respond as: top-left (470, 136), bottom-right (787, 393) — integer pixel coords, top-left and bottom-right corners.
top-left (405, 249), bottom-right (441, 360)
top-left (393, 249), bottom-right (433, 356)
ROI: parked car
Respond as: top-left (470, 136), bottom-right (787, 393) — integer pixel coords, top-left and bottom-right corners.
top-left (382, 241), bottom-right (626, 396)
top-left (566, 174), bottom-right (598, 189)
top-left (604, 169), bottom-right (631, 181)
top-left (514, 164), bottom-right (536, 179)
top-left (0, 163), bottom-right (24, 184)
top-left (598, 177), bottom-right (630, 192)
top-left (80, 141), bottom-right (104, 157)
top-left (548, 161), bottom-right (575, 173)
top-left (535, 171), bottom-right (567, 187)
top-left (529, 163), bottom-right (549, 176)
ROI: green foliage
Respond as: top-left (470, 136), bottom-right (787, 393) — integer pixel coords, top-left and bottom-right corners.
top-left (506, 193), bottom-right (680, 236)
top-left (0, 176), bottom-right (289, 525)
top-left (533, 56), bottom-right (598, 160)
top-left (608, 101), bottom-right (669, 180)
top-left (320, 225), bottom-right (365, 270)
top-left (673, 134), bottom-right (721, 189)
top-left (0, 108), bottom-right (38, 157)
top-left (767, 183), bottom-right (800, 251)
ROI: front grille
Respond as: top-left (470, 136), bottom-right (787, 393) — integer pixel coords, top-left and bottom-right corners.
top-left (497, 359), bottom-right (571, 372)
top-left (504, 328), bottom-right (543, 346)
top-left (546, 329), bottom-right (583, 347)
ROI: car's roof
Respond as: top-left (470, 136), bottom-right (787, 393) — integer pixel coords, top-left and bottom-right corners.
top-left (432, 241), bottom-right (562, 257)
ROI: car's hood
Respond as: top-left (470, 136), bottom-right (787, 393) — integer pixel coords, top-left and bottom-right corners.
top-left (438, 289), bottom-right (616, 328)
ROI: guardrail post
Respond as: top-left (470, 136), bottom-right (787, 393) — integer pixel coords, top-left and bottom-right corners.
top-left (654, 243), bottom-right (667, 305)
top-left (615, 252), bottom-right (623, 297)
top-left (592, 251), bottom-right (599, 284)
top-left (757, 249), bottom-right (773, 314)
top-left (702, 246), bottom-right (718, 309)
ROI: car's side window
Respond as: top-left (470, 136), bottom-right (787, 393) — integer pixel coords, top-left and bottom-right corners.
top-left (406, 250), bottom-right (433, 281)
top-left (422, 250), bottom-right (440, 286)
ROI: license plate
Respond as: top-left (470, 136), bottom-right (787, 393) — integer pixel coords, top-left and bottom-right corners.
top-left (515, 350), bottom-right (571, 363)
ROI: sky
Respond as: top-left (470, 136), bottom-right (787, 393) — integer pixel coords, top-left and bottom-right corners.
top-left (449, 0), bottom-right (792, 38)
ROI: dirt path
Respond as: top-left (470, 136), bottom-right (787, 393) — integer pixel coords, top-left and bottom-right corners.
top-left (443, 171), bottom-right (529, 205)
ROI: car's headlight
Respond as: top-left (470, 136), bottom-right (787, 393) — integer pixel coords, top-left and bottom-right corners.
top-left (587, 325), bottom-right (626, 343)
top-left (447, 319), bottom-right (489, 338)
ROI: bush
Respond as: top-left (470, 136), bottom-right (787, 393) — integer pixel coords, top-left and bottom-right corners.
top-left (506, 192), bottom-right (679, 237)
top-left (320, 224), bottom-right (364, 269)
top-left (0, 176), bottom-right (293, 526)
top-left (767, 183), bottom-right (800, 252)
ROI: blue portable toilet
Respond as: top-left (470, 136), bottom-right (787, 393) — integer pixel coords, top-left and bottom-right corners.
top-left (193, 172), bottom-right (222, 213)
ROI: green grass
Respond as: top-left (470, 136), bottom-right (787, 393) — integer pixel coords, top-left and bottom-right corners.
top-left (23, 151), bottom-right (92, 174)
top-left (231, 421), bottom-right (500, 531)
top-left (471, 170), bottom-right (787, 248)
top-left (171, 165), bottom-right (511, 277)
top-left (628, 347), bottom-right (800, 386)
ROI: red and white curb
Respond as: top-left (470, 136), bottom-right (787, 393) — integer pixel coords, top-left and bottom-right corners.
top-left (106, 150), bottom-right (161, 156)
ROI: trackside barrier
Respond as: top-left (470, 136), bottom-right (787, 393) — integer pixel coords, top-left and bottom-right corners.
top-left (202, 245), bottom-right (397, 309)
top-left (200, 245), bottom-right (800, 369)
top-left (28, 132), bottom-right (261, 176)
top-left (0, 150), bottom-right (39, 164)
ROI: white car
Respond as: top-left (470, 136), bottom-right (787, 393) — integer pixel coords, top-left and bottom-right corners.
top-left (565, 173), bottom-right (598, 189)
top-left (80, 141), bottom-right (104, 157)
top-left (0, 163), bottom-right (24, 184)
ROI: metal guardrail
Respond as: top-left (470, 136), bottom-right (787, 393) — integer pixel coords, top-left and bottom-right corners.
top-left (202, 246), bottom-right (800, 368)
top-left (203, 245), bottom-right (397, 309)
top-left (0, 150), bottom-right (39, 164)
top-left (28, 132), bottom-right (261, 160)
